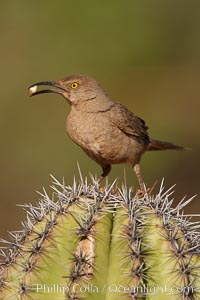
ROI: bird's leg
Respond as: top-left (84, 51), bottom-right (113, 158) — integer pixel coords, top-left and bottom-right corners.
top-left (98, 164), bottom-right (111, 183)
top-left (133, 163), bottom-right (145, 193)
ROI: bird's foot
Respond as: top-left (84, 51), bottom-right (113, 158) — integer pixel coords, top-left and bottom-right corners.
top-left (136, 181), bottom-right (158, 199)
top-left (136, 186), bottom-right (146, 198)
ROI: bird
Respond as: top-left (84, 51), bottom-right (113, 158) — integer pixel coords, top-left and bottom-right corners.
top-left (28, 75), bottom-right (189, 191)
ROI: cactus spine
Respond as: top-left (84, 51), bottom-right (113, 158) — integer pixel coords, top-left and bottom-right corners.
top-left (0, 175), bottom-right (199, 300)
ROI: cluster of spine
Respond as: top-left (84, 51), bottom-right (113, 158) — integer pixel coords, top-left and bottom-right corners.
top-left (0, 173), bottom-right (199, 300)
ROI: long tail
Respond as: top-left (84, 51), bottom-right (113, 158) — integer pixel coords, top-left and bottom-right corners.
top-left (148, 139), bottom-right (191, 151)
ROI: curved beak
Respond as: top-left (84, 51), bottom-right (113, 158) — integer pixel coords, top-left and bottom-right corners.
top-left (28, 81), bottom-right (67, 97)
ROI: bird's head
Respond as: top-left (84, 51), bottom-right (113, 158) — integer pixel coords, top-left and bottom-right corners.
top-left (28, 75), bottom-right (106, 106)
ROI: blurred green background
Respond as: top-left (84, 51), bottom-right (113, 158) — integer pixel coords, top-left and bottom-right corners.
top-left (0, 0), bottom-right (200, 239)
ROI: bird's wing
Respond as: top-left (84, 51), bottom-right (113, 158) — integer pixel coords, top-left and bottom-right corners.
top-left (109, 103), bottom-right (149, 141)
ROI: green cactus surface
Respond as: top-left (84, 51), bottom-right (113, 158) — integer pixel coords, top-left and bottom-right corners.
top-left (0, 175), bottom-right (199, 300)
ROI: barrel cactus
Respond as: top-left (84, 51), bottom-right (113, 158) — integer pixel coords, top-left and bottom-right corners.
top-left (0, 173), bottom-right (199, 300)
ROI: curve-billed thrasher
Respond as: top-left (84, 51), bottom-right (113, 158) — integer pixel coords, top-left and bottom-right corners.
top-left (28, 75), bottom-right (188, 190)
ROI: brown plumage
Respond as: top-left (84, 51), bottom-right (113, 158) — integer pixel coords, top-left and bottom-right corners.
top-left (28, 75), bottom-right (189, 191)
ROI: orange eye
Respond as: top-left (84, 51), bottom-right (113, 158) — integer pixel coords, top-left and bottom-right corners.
top-left (70, 82), bottom-right (79, 89)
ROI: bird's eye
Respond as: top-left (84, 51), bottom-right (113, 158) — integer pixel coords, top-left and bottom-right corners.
top-left (70, 82), bottom-right (79, 89)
